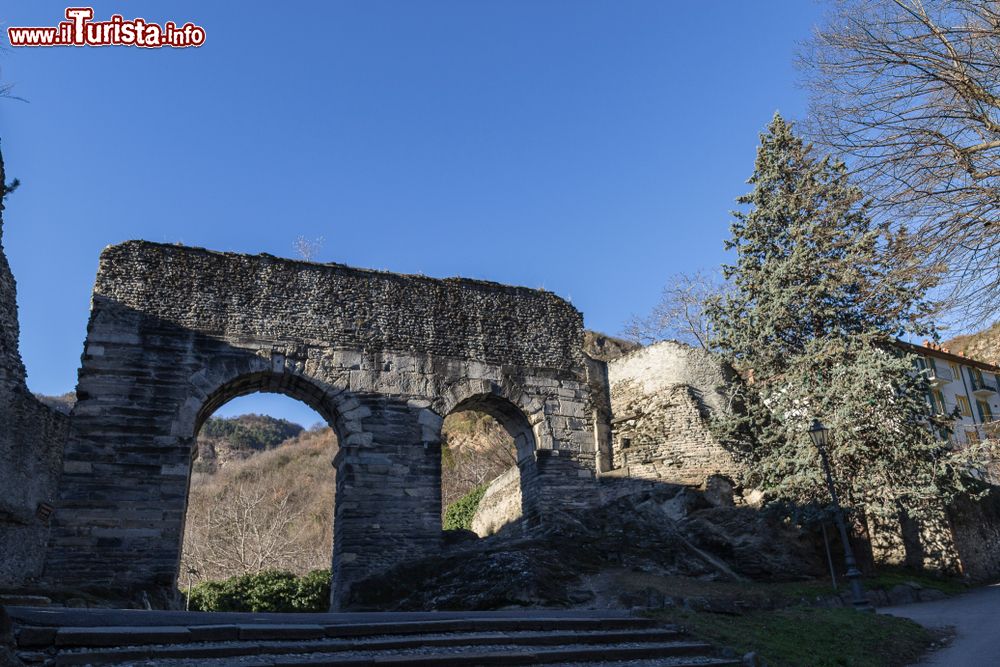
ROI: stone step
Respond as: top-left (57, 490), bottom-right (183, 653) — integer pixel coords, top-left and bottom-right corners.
top-left (20, 617), bottom-right (661, 649)
top-left (8, 608), bottom-right (736, 667)
top-left (48, 628), bottom-right (689, 665)
top-left (48, 641), bottom-right (731, 667)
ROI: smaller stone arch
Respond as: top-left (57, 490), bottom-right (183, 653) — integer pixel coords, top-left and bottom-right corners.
top-left (435, 381), bottom-right (545, 533)
top-left (433, 379), bottom-right (551, 450)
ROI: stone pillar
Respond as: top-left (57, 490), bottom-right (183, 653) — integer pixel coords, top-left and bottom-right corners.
top-left (330, 396), bottom-right (442, 609)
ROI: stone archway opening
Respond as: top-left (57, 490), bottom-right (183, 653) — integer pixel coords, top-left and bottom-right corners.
top-left (441, 394), bottom-right (538, 538)
top-left (178, 382), bottom-right (339, 599)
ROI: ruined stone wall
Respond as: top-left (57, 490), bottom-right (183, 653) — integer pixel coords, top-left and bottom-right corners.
top-left (0, 146), bottom-right (25, 391)
top-left (45, 241), bottom-right (603, 607)
top-left (0, 397), bottom-right (68, 587)
top-left (946, 491), bottom-right (1000, 581)
top-left (0, 146), bottom-right (68, 588)
top-left (867, 494), bottom-right (1000, 582)
top-left (606, 341), bottom-right (741, 487)
top-left (470, 466), bottom-right (521, 537)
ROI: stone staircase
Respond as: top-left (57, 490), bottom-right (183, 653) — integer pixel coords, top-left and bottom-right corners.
top-left (4, 607), bottom-right (740, 666)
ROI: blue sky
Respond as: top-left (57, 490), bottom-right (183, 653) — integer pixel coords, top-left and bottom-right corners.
top-left (1, 1), bottom-right (824, 426)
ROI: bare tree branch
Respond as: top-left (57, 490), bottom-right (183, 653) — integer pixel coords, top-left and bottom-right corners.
top-left (622, 270), bottom-right (726, 350)
top-left (801, 0), bottom-right (1000, 327)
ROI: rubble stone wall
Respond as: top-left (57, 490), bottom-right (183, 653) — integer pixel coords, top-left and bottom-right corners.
top-left (947, 491), bottom-right (1000, 581)
top-left (606, 341), bottom-right (740, 487)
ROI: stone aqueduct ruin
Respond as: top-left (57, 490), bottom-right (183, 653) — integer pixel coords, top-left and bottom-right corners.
top-left (7, 231), bottom-right (1000, 605)
top-left (42, 241), bottom-right (609, 606)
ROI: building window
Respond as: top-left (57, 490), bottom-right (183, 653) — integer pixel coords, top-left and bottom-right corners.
top-left (977, 399), bottom-right (993, 422)
top-left (966, 428), bottom-right (981, 444)
top-left (932, 389), bottom-right (946, 414)
top-left (950, 362), bottom-right (962, 380)
top-left (956, 395), bottom-right (973, 418)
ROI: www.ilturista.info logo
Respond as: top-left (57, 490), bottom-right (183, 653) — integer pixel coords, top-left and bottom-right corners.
top-left (8, 7), bottom-right (205, 48)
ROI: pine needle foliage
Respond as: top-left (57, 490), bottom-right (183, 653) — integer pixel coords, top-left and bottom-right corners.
top-left (707, 114), bottom-right (997, 525)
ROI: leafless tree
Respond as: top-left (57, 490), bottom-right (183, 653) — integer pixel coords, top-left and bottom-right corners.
top-left (801, 0), bottom-right (1000, 325)
top-left (181, 471), bottom-right (317, 582)
top-left (293, 236), bottom-right (325, 262)
top-left (622, 270), bottom-right (725, 349)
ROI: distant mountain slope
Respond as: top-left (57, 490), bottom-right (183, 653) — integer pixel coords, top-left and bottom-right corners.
top-left (945, 321), bottom-right (1000, 367)
top-left (195, 414), bottom-right (304, 473)
top-left (34, 391), bottom-right (76, 414)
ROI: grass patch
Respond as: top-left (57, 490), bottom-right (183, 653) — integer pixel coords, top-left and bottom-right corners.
top-left (762, 567), bottom-right (967, 601)
top-left (655, 606), bottom-right (934, 667)
top-left (867, 567), bottom-right (967, 596)
top-left (608, 567), bottom-right (966, 611)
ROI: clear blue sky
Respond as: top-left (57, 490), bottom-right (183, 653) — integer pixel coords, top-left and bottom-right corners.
top-left (1, 1), bottom-right (823, 426)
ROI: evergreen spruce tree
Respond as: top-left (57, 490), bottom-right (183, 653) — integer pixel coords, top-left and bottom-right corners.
top-left (708, 114), bottom-right (995, 528)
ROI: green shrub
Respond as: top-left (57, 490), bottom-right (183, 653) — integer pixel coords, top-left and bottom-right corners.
top-left (292, 569), bottom-right (334, 612)
top-left (443, 484), bottom-right (487, 531)
top-left (187, 569), bottom-right (330, 612)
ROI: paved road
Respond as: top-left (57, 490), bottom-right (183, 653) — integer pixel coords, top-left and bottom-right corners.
top-left (881, 583), bottom-right (1000, 666)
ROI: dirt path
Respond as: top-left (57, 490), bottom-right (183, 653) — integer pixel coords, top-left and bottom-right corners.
top-left (880, 583), bottom-right (1000, 666)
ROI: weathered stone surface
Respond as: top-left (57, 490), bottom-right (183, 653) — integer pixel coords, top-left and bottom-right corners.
top-left (606, 341), bottom-right (740, 487)
top-left (947, 488), bottom-right (1000, 581)
top-left (40, 241), bottom-right (606, 607)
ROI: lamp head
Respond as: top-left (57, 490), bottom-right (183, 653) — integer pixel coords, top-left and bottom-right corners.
top-left (808, 418), bottom-right (830, 449)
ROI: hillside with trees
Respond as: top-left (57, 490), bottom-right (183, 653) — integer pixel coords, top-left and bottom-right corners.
top-left (194, 414), bottom-right (304, 473)
top-left (945, 322), bottom-right (1000, 367)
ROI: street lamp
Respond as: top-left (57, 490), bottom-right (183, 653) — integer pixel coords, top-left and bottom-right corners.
top-left (808, 419), bottom-right (870, 610)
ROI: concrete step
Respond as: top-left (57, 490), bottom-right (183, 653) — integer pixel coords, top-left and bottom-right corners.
top-left (48, 628), bottom-right (689, 664)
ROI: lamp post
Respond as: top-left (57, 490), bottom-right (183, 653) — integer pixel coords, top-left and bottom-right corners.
top-left (808, 419), bottom-right (870, 610)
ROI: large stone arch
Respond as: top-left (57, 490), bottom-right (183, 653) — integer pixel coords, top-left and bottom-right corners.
top-left (43, 241), bottom-right (607, 607)
top-left (176, 355), bottom-right (356, 442)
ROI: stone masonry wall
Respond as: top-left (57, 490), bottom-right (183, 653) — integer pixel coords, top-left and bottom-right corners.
top-left (45, 241), bottom-right (604, 607)
top-left (606, 341), bottom-right (740, 487)
top-left (948, 490), bottom-right (1000, 581)
top-left (0, 144), bottom-right (69, 588)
